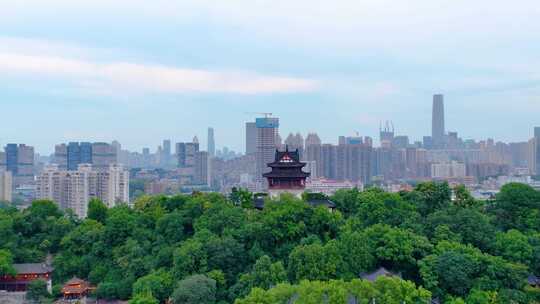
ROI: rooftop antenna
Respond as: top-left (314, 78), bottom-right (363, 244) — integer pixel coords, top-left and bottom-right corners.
top-left (244, 112), bottom-right (273, 118)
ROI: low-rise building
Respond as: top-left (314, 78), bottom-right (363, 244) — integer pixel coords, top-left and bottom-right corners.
top-left (0, 263), bottom-right (53, 293)
top-left (306, 178), bottom-right (363, 196)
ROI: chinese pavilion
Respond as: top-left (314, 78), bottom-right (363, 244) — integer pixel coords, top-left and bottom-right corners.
top-left (61, 277), bottom-right (95, 300)
top-left (263, 147), bottom-right (310, 198)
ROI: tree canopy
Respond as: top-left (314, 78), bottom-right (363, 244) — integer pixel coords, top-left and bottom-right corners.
top-left (1, 182), bottom-right (540, 303)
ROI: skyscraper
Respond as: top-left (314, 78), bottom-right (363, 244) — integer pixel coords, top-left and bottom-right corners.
top-left (162, 140), bottom-right (171, 167)
top-left (176, 141), bottom-right (199, 168)
top-left (91, 142), bottom-right (117, 171)
top-left (255, 117), bottom-right (279, 190)
top-left (432, 94), bottom-right (445, 149)
top-left (67, 142), bottom-right (81, 171)
top-left (379, 121), bottom-right (394, 146)
top-left (245, 122), bottom-right (257, 155)
top-left (535, 127), bottom-right (540, 174)
top-left (207, 128), bottom-right (215, 157)
top-left (5, 144), bottom-right (18, 175)
top-left (4, 144), bottom-right (35, 186)
top-left (194, 151), bottom-right (211, 186)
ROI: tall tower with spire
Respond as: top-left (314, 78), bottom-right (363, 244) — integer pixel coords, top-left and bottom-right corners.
top-left (432, 94), bottom-right (445, 149)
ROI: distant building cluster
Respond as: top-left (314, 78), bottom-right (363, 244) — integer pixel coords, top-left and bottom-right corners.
top-left (2, 94), bottom-right (540, 210)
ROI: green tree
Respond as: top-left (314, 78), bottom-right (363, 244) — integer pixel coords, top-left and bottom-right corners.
top-left (335, 231), bottom-right (375, 279)
top-left (229, 187), bottom-right (253, 209)
top-left (287, 241), bottom-right (342, 282)
top-left (330, 188), bottom-right (361, 216)
top-left (231, 255), bottom-right (287, 299)
top-left (129, 293), bottom-right (159, 304)
top-left (0, 249), bottom-right (15, 276)
top-left (419, 241), bottom-right (528, 298)
top-left (172, 274), bottom-right (216, 304)
top-left (132, 269), bottom-right (173, 303)
top-left (26, 279), bottom-right (49, 303)
top-left (194, 202), bottom-right (247, 236)
top-left (465, 289), bottom-right (498, 304)
top-left (426, 206), bottom-right (496, 251)
top-left (88, 198), bottom-right (108, 223)
top-left (236, 277), bottom-right (431, 304)
top-left (490, 183), bottom-right (540, 231)
top-left (173, 238), bottom-right (208, 277)
top-left (156, 211), bottom-right (187, 244)
top-left (362, 224), bottom-right (433, 277)
top-left (408, 181), bottom-right (451, 215)
top-left (347, 188), bottom-right (422, 230)
top-left (493, 229), bottom-right (533, 266)
top-left (453, 185), bottom-right (478, 208)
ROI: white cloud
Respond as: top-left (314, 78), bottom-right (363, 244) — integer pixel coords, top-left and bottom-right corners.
top-left (5, 1), bottom-right (538, 49)
top-left (0, 47), bottom-right (318, 95)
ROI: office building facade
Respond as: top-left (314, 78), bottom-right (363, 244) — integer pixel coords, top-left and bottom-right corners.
top-left (245, 122), bottom-right (257, 155)
top-left (207, 128), bottom-right (215, 157)
top-left (255, 117), bottom-right (279, 190)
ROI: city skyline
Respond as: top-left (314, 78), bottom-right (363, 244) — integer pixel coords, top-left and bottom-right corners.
top-left (2, 1), bottom-right (540, 153)
top-left (2, 95), bottom-right (539, 156)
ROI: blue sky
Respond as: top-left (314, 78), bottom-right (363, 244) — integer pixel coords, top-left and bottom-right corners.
top-left (1, 0), bottom-right (540, 154)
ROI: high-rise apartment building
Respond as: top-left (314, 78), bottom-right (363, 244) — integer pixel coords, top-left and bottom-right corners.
top-left (392, 136), bottom-right (409, 149)
top-left (0, 153), bottom-right (5, 173)
top-left (245, 122), bottom-right (257, 155)
top-left (36, 164), bottom-right (129, 218)
top-left (5, 144), bottom-right (18, 175)
top-left (54, 144), bottom-right (68, 169)
top-left (0, 170), bottom-right (12, 202)
top-left (176, 141), bottom-right (200, 168)
top-left (207, 128), bottom-right (215, 157)
top-left (3, 144), bottom-right (35, 187)
top-left (380, 121), bottom-right (394, 147)
top-left (54, 142), bottom-right (117, 171)
top-left (535, 127), bottom-right (540, 174)
top-left (284, 133), bottom-right (304, 158)
top-left (432, 94), bottom-right (446, 149)
top-left (100, 164), bottom-right (130, 208)
top-left (305, 133), bottom-right (322, 175)
top-left (255, 117), bottom-right (279, 190)
top-left (431, 161), bottom-right (466, 179)
top-left (67, 142), bottom-right (93, 170)
top-left (194, 151), bottom-right (211, 186)
top-left (91, 142), bottom-right (117, 171)
top-left (162, 140), bottom-right (171, 167)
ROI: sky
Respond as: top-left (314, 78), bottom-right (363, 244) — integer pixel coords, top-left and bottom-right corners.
top-left (1, 0), bottom-right (540, 154)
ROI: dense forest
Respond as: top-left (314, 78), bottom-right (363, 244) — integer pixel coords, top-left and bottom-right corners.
top-left (1, 182), bottom-right (540, 303)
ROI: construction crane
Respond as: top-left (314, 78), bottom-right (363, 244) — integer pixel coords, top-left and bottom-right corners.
top-left (244, 112), bottom-right (273, 118)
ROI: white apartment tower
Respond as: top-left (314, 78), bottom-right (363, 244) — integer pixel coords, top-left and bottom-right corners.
top-left (36, 164), bottom-right (129, 218)
top-left (0, 170), bottom-right (12, 202)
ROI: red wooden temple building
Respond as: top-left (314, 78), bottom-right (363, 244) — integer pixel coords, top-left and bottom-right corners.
top-left (61, 277), bottom-right (96, 300)
top-left (0, 263), bottom-right (53, 293)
